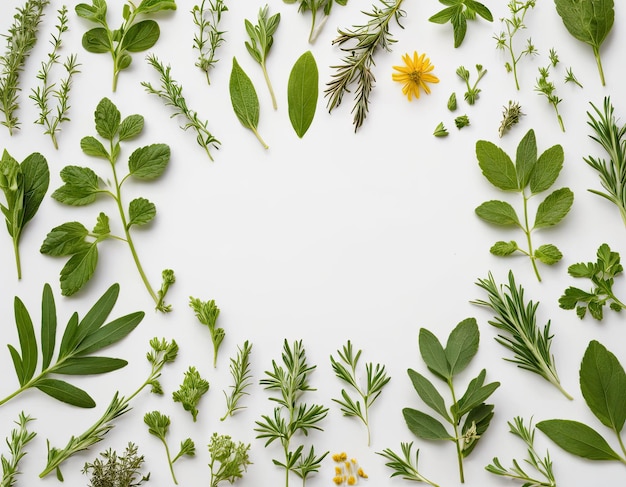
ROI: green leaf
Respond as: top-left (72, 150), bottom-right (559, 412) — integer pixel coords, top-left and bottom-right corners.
top-left (7, 345), bottom-right (24, 386)
top-left (53, 357), bottom-right (128, 375)
top-left (476, 140), bottom-right (518, 191)
top-left (515, 129), bottom-right (537, 189)
top-left (136, 0), bottom-right (177, 14)
top-left (41, 284), bottom-right (57, 370)
top-left (451, 10), bottom-right (467, 48)
top-left (58, 313), bottom-right (79, 361)
top-left (407, 369), bottom-right (450, 421)
top-left (533, 187), bottom-right (574, 228)
top-left (75, 311), bottom-right (144, 356)
top-left (529, 144), bottom-right (564, 194)
top-left (40, 222), bottom-right (90, 256)
top-left (13, 296), bottom-right (38, 385)
top-left (20, 152), bottom-right (50, 226)
top-left (59, 244), bottom-right (99, 296)
top-left (287, 51), bottom-right (318, 138)
top-left (52, 166), bottom-right (101, 206)
top-left (428, 6), bottom-right (456, 23)
top-left (128, 197), bottom-right (156, 228)
top-left (230, 57), bottom-right (260, 131)
top-left (93, 212), bottom-right (110, 236)
top-left (94, 98), bottom-right (121, 141)
top-left (75, 1), bottom-right (107, 24)
top-left (418, 328), bottom-right (449, 381)
top-left (121, 20), bottom-right (160, 52)
top-left (475, 200), bottom-right (520, 226)
top-left (80, 136), bottom-right (109, 159)
top-left (470, 1), bottom-right (493, 21)
top-left (534, 244), bottom-right (563, 265)
top-left (554, 0), bottom-right (614, 51)
top-left (461, 403), bottom-right (494, 457)
top-left (118, 115), bottom-right (144, 141)
top-left (568, 262), bottom-right (596, 279)
top-left (33, 378), bottom-right (96, 408)
top-left (580, 340), bottom-right (626, 433)
top-left (128, 144), bottom-right (170, 180)
top-left (490, 240), bottom-right (518, 256)
top-left (402, 408), bottom-right (453, 440)
top-left (537, 419), bottom-right (622, 461)
top-left (445, 317), bottom-right (479, 376)
top-left (454, 369), bottom-right (500, 417)
top-left (82, 28), bottom-right (111, 53)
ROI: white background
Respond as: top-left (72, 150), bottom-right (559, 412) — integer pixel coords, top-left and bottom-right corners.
top-left (1, 0), bottom-right (626, 485)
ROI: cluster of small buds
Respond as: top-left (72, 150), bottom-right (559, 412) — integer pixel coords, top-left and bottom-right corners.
top-left (332, 452), bottom-right (368, 486)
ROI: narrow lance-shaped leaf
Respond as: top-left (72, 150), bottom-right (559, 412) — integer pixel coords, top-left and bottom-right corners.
top-left (41, 283), bottom-right (57, 370)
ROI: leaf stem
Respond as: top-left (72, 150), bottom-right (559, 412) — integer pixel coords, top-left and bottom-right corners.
top-left (261, 63), bottom-right (277, 110)
top-left (13, 234), bottom-right (21, 279)
top-left (522, 190), bottom-right (541, 282)
top-left (447, 379), bottom-right (465, 483)
top-left (593, 46), bottom-right (605, 86)
top-left (251, 126), bottom-right (269, 149)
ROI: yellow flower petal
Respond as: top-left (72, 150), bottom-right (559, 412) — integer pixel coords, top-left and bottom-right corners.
top-left (392, 51), bottom-right (439, 102)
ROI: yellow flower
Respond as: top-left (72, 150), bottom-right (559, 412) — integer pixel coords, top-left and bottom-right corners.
top-left (392, 51), bottom-right (439, 101)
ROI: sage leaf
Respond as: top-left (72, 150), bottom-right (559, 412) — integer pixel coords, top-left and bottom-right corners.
top-left (445, 317), bottom-right (479, 376)
top-left (476, 141), bottom-right (518, 191)
top-left (418, 328), bottom-right (449, 381)
top-left (287, 51), bottom-right (318, 138)
top-left (537, 419), bottom-right (621, 461)
top-left (402, 408), bottom-right (453, 440)
top-left (533, 188), bottom-right (574, 228)
top-left (475, 200), bottom-right (520, 226)
top-left (407, 369), bottom-right (450, 421)
top-left (515, 128), bottom-right (537, 188)
top-left (229, 57), bottom-right (268, 149)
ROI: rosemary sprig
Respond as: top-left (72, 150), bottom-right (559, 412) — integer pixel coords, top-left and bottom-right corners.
top-left (39, 338), bottom-right (179, 480)
top-left (377, 442), bottom-right (440, 486)
top-left (30, 6), bottom-right (80, 149)
top-left (535, 66), bottom-right (564, 132)
top-left (498, 100), bottom-right (524, 137)
top-left (221, 340), bottom-right (254, 421)
top-left (142, 54), bottom-right (220, 161)
top-left (330, 340), bottom-right (390, 446)
top-left (244, 5), bottom-right (280, 110)
top-left (0, 0), bottom-right (50, 135)
top-left (192, 0), bottom-right (228, 85)
top-left (486, 416), bottom-right (557, 487)
top-left (1, 412), bottom-right (37, 487)
top-left (472, 271), bottom-right (572, 400)
top-left (584, 97), bottom-right (626, 226)
top-left (325, 0), bottom-right (405, 132)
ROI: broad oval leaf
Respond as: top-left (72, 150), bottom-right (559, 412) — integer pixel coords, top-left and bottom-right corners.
top-left (54, 356), bottom-right (128, 375)
top-left (40, 222), bottom-right (90, 256)
top-left (533, 187), bottom-right (574, 228)
top-left (20, 152), bottom-right (50, 225)
top-left (94, 98), bottom-right (121, 141)
top-left (33, 378), bottom-right (96, 408)
top-left (288, 51), bottom-right (318, 138)
top-left (121, 20), bottom-right (160, 52)
top-left (535, 244), bottom-right (562, 265)
top-left (476, 140), bottom-right (518, 191)
top-left (80, 136), bottom-right (109, 158)
top-left (554, 0), bottom-right (614, 49)
top-left (75, 1), bottom-right (107, 23)
top-left (52, 166), bottom-right (101, 206)
top-left (580, 340), bottom-right (626, 433)
top-left (128, 144), bottom-right (170, 179)
top-left (537, 419), bottom-right (621, 461)
top-left (445, 317), bottom-right (479, 376)
top-left (475, 200), bottom-right (520, 226)
top-left (82, 28), bottom-right (111, 53)
top-left (119, 114), bottom-right (144, 141)
top-left (490, 240), bottom-right (518, 256)
top-left (128, 197), bottom-right (156, 228)
top-left (515, 129), bottom-right (537, 189)
top-left (60, 244), bottom-right (99, 296)
top-left (402, 408), bottom-right (453, 440)
top-left (529, 144), bottom-right (564, 194)
top-left (418, 328), bottom-right (449, 381)
top-left (230, 57), bottom-right (260, 131)
top-left (407, 369), bottom-right (450, 421)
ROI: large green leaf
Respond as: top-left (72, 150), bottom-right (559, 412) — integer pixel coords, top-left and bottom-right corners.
top-left (20, 152), bottom-right (49, 225)
top-left (418, 328), bottom-right (449, 381)
top-left (41, 284), bottom-right (57, 370)
top-left (82, 28), bottom-right (111, 53)
top-left (407, 369), bottom-right (450, 421)
top-left (554, 0), bottom-right (614, 50)
top-left (476, 140), bottom-right (518, 191)
top-left (445, 317), bottom-right (479, 376)
top-left (403, 408), bottom-right (453, 440)
top-left (533, 187), bottom-right (574, 228)
top-left (529, 144), bottom-right (564, 194)
top-left (475, 200), bottom-right (520, 226)
top-left (40, 222), bottom-right (90, 256)
top-left (121, 20), bottom-right (160, 52)
top-left (53, 357), bottom-right (127, 375)
top-left (515, 129), bottom-right (537, 189)
top-left (230, 57), bottom-right (260, 131)
top-left (128, 144), bottom-right (170, 180)
top-left (52, 166), bottom-right (101, 206)
top-left (59, 244), bottom-right (99, 297)
top-left (34, 378), bottom-right (96, 408)
top-left (75, 311), bottom-right (144, 356)
top-left (13, 296), bottom-right (37, 385)
top-left (287, 51), bottom-right (318, 138)
top-left (537, 419), bottom-right (621, 461)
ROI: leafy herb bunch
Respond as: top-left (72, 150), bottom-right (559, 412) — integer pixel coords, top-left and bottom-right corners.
top-left (283, 0), bottom-right (348, 44)
top-left (429, 0), bottom-right (493, 48)
top-left (75, 0), bottom-right (177, 91)
top-left (402, 318), bottom-right (500, 483)
top-left (41, 97), bottom-right (175, 312)
top-left (475, 129), bottom-right (573, 281)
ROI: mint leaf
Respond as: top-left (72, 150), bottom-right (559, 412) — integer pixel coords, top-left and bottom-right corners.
top-left (94, 97), bottom-right (121, 140)
top-left (490, 240), bottom-right (518, 256)
top-left (40, 222), bottom-right (90, 256)
top-left (475, 200), bottom-right (520, 226)
top-left (534, 188), bottom-right (574, 228)
top-left (60, 244), bottom-right (99, 296)
top-left (52, 166), bottom-right (101, 206)
top-left (128, 197), bottom-right (156, 227)
top-left (534, 244), bottom-right (562, 265)
top-left (128, 144), bottom-right (170, 180)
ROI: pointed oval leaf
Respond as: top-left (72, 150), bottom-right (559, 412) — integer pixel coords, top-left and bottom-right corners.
top-left (402, 408), bottom-right (453, 440)
top-left (461, 403), bottom-right (494, 457)
top-left (59, 312), bottom-right (80, 360)
top-left (71, 283), bottom-right (120, 350)
top-left (136, 0), bottom-right (177, 14)
top-left (476, 140), bottom-right (518, 191)
top-left (21, 152), bottom-right (50, 225)
top-left (121, 20), bottom-right (160, 52)
top-left (128, 144), bottom-right (170, 180)
top-left (75, 311), bottom-right (144, 356)
top-left (33, 378), bottom-right (96, 408)
top-left (13, 296), bottom-right (38, 384)
top-left (7, 345), bottom-right (25, 386)
top-left (554, 0), bottom-right (614, 49)
top-left (40, 222), bottom-right (90, 256)
top-left (580, 340), bottom-right (626, 433)
top-left (529, 144), bottom-right (564, 194)
top-left (60, 244), bottom-right (99, 297)
top-left (82, 28), bottom-right (111, 53)
top-left (428, 6), bottom-right (456, 23)
top-left (94, 98), bottom-right (121, 141)
top-left (80, 136), bottom-right (109, 158)
top-left (445, 318), bottom-right (479, 376)
top-left (533, 187), bottom-right (574, 228)
top-left (41, 284), bottom-right (57, 370)
top-left (230, 57), bottom-right (260, 130)
top-left (515, 129), bottom-right (537, 189)
top-left (535, 244), bottom-right (563, 265)
top-left (537, 419), bottom-right (621, 461)
top-left (407, 369), bottom-right (450, 421)
top-left (54, 356), bottom-right (128, 375)
top-left (418, 328), bottom-right (449, 381)
top-left (475, 200), bottom-right (520, 226)
top-left (118, 115), bottom-right (144, 141)
top-left (288, 51), bottom-right (318, 138)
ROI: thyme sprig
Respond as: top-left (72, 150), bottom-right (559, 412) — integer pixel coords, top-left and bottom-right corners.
top-left (221, 341), bottom-right (254, 421)
top-left (535, 66), bottom-right (564, 132)
top-left (83, 442), bottom-right (150, 487)
top-left (0, 0), bottom-right (50, 135)
top-left (40, 338), bottom-right (179, 480)
top-left (325, 0), bottom-right (405, 132)
top-left (564, 67), bottom-right (583, 87)
top-left (192, 0), bottom-right (228, 84)
top-left (142, 54), bottom-right (220, 161)
top-left (498, 100), bottom-right (524, 137)
top-left (30, 6), bottom-right (80, 149)
top-left (1, 412), bottom-right (37, 487)
top-left (473, 271), bottom-right (572, 400)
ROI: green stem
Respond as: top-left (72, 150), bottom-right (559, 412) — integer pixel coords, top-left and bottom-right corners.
top-left (616, 430), bottom-right (626, 464)
top-left (162, 438), bottom-right (179, 484)
top-left (593, 45), bottom-right (606, 86)
top-left (447, 379), bottom-right (465, 483)
top-left (521, 191), bottom-right (541, 282)
top-left (308, 8), bottom-right (317, 44)
top-left (12, 234), bottom-right (21, 279)
top-left (251, 125), bottom-right (269, 149)
top-left (261, 62), bottom-right (277, 110)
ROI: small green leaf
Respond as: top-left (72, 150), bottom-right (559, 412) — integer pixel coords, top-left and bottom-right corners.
top-left (59, 244), bottom-right (99, 296)
top-left (451, 10), bottom-right (467, 48)
top-left (52, 166), bottom-right (101, 206)
top-left (490, 240), bottom-right (518, 256)
top-left (515, 129), bottom-right (537, 188)
top-left (454, 370), bottom-right (500, 417)
top-left (533, 187), bottom-right (574, 228)
top-left (75, 1), bottom-right (107, 24)
top-left (229, 57), bottom-right (262, 141)
top-left (93, 212), bottom-right (110, 236)
top-left (128, 144), bottom-right (170, 180)
top-left (20, 152), bottom-right (50, 226)
top-left (121, 20), bottom-right (160, 52)
top-left (287, 51), bottom-right (318, 138)
top-left (40, 222), bottom-right (90, 256)
top-left (407, 369), bottom-right (450, 421)
top-left (75, 311), bottom-right (144, 356)
top-left (529, 144), bottom-right (564, 194)
top-left (13, 296), bottom-right (38, 384)
top-left (418, 328), bottom-right (449, 381)
top-left (41, 284), bottom-right (57, 370)
top-left (534, 244), bottom-right (562, 265)
top-left (33, 378), bottom-right (96, 408)
top-left (119, 115), bottom-right (144, 141)
top-left (53, 356), bottom-right (128, 375)
top-left (476, 140), bottom-right (518, 191)
top-left (537, 419), bottom-right (622, 461)
top-left (80, 136), bottom-right (109, 158)
top-left (82, 28), bottom-right (111, 53)
top-left (429, 6), bottom-right (456, 23)
top-left (445, 318), bottom-right (479, 376)
top-left (94, 98), bottom-right (121, 141)
top-left (403, 408), bottom-right (453, 440)
top-left (475, 200), bottom-right (520, 226)
top-left (128, 197), bottom-right (156, 228)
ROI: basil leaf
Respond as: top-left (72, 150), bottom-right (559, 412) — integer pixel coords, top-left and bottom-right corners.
top-left (121, 20), bottom-right (160, 52)
top-left (128, 144), bottom-right (170, 179)
top-left (475, 200), bottom-right (520, 226)
top-left (476, 140), bottom-right (518, 191)
top-left (402, 408), bottom-right (453, 440)
top-left (537, 419), bottom-right (622, 461)
top-left (533, 187), bottom-right (574, 228)
top-left (287, 51), bottom-right (318, 138)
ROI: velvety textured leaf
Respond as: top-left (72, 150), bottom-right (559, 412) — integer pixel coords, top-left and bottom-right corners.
top-left (445, 317), bottom-right (479, 376)
top-left (407, 369), bottom-right (450, 421)
top-left (121, 20), bottom-right (160, 52)
top-left (475, 200), bottom-right (520, 226)
top-left (515, 129), bottom-right (537, 189)
top-left (287, 51), bottom-right (318, 138)
top-left (41, 284), bottom-right (57, 370)
top-left (20, 152), bottom-right (50, 225)
top-left (94, 98), bottom-right (121, 141)
top-left (59, 245), bottom-right (99, 296)
top-left (537, 419), bottom-right (621, 461)
top-left (53, 356), bottom-right (127, 375)
top-left (529, 144), bottom-right (564, 194)
top-left (128, 197), bottom-right (156, 227)
top-left (128, 144), bottom-right (170, 179)
top-left (418, 328), bottom-right (449, 381)
top-left (476, 140), bottom-right (518, 191)
top-left (533, 187), bottom-right (574, 228)
top-left (34, 378), bottom-right (96, 408)
top-left (403, 408), bottom-right (453, 440)
top-left (40, 222), bottom-right (90, 256)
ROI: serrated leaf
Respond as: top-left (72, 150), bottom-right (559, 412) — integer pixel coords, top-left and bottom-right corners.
top-left (40, 222), bottom-right (90, 256)
top-left (537, 419), bottom-right (621, 461)
top-left (418, 328), bottom-right (449, 381)
top-left (529, 144), bottom-right (564, 194)
top-left (288, 51), bottom-right (318, 138)
top-left (128, 197), bottom-right (156, 228)
top-left (93, 212), bottom-right (110, 236)
top-left (121, 20), bottom-right (160, 52)
top-left (94, 98), bottom-right (121, 141)
top-left (403, 408), bottom-right (453, 440)
top-left (568, 262), bottom-right (596, 278)
top-left (490, 240), bottom-right (518, 256)
top-left (33, 378), bottom-right (96, 408)
top-left (515, 129), bottom-right (537, 189)
top-left (80, 136), bottom-right (109, 158)
top-left (580, 340), bottom-right (626, 433)
top-left (52, 166), bottom-right (101, 206)
top-left (534, 244), bottom-right (562, 265)
top-left (59, 244), bottom-right (99, 296)
top-left (559, 287), bottom-right (594, 310)
top-left (119, 115), bottom-right (144, 141)
top-left (476, 140), bottom-right (518, 191)
top-left (41, 284), bottom-right (57, 370)
top-left (445, 317), bottom-right (479, 376)
top-left (475, 200), bottom-right (520, 226)
top-left (54, 356), bottom-right (128, 375)
top-left (13, 297), bottom-right (38, 384)
top-left (128, 144), bottom-right (170, 179)
top-left (407, 369), bottom-right (450, 421)
top-left (533, 187), bottom-right (574, 228)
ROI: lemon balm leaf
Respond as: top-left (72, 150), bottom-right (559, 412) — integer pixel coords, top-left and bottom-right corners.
top-left (287, 51), bottom-right (318, 138)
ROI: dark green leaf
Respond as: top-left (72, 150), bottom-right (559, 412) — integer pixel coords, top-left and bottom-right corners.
top-left (535, 244), bottom-right (563, 265)
top-left (529, 145), bottom-right (564, 194)
top-left (533, 187), bottom-right (574, 228)
top-left (7, 345), bottom-right (24, 386)
top-left (75, 311), bottom-right (144, 356)
top-left (40, 222), bottom-right (90, 256)
top-left (580, 340), bottom-right (626, 433)
top-left (59, 244), bottom-right (99, 296)
top-left (428, 6), bottom-right (456, 23)
top-left (287, 51), bottom-right (318, 138)
top-left (455, 369), bottom-right (500, 417)
top-left (80, 136), bottom-right (109, 158)
top-left (94, 98), bottom-right (121, 141)
top-left (461, 403), bottom-right (494, 456)
top-left (20, 152), bottom-right (50, 226)
top-left (490, 240), bottom-right (518, 256)
top-left (82, 28), bottom-right (111, 53)
top-left (537, 419), bottom-right (621, 461)
top-left (471, 1), bottom-right (493, 21)
top-left (554, 0), bottom-right (614, 51)
top-left (34, 378), bottom-right (96, 408)
top-left (230, 57), bottom-right (260, 131)
top-left (418, 328), bottom-right (449, 381)
top-left (515, 129), bottom-right (537, 189)
top-left (128, 197), bottom-right (156, 227)
top-left (403, 408), bottom-right (453, 440)
top-left (128, 144), bottom-right (170, 179)
top-left (59, 313), bottom-right (80, 360)
top-left (41, 284), bottom-right (57, 370)
top-left (475, 200), bottom-right (520, 226)
top-left (476, 140), bottom-right (518, 191)
top-left (407, 369), bottom-right (450, 421)
top-left (52, 166), bottom-right (101, 206)
top-left (13, 296), bottom-right (37, 384)
top-left (121, 20), bottom-right (160, 52)
top-left (445, 317), bottom-right (479, 376)
top-left (118, 115), bottom-right (144, 141)
top-left (54, 356), bottom-right (127, 375)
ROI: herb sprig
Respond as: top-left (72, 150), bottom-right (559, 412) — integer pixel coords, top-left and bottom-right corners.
top-left (377, 442), bottom-right (440, 486)
top-left (325, 0), bottom-right (406, 132)
top-left (221, 341), bottom-right (253, 421)
top-left (498, 100), bottom-right (524, 137)
top-left (172, 366), bottom-right (210, 421)
top-left (1, 412), bottom-right (37, 487)
top-left (189, 297), bottom-right (224, 367)
top-left (283, 0), bottom-right (348, 44)
top-left (456, 64), bottom-right (486, 105)
top-left (208, 433), bottom-right (251, 487)
top-left (535, 66), bottom-right (564, 132)
top-left (429, 0), bottom-right (493, 48)
top-left (83, 442), bottom-right (150, 487)
top-left (192, 0), bottom-right (228, 84)
top-left (473, 271), bottom-right (572, 400)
